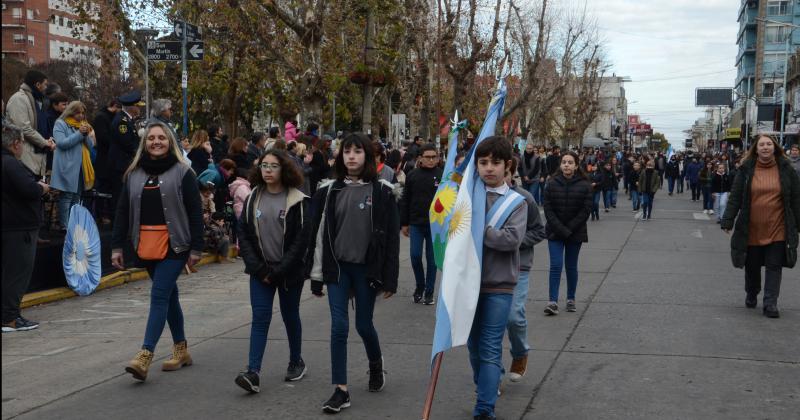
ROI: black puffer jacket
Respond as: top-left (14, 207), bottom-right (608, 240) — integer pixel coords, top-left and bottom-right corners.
top-left (543, 173), bottom-right (593, 242)
top-left (238, 187), bottom-right (311, 288)
top-left (307, 179), bottom-right (400, 293)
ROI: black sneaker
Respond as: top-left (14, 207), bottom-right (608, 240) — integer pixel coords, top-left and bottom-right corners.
top-left (422, 292), bottom-right (434, 305)
top-left (368, 356), bottom-right (386, 392)
top-left (285, 359), bottom-right (307, 381)
top-left (566, 300), bottom-right (577, 312)
top-left (474, 414), bottom-right (496, 420)
top-left (745, 295), bottom-right (757, 308)
top-left (763, 305), bottom-right (780, 318)
top-left (235, 371), bottom-right (260, 393)
top-left (413, 289), bottom-right (423, 304)
top-left (544, 303), bottom-right (559, 315)
top-left (1, 317), bottom-right (39, 332)
top-left (322, 387), bottom-right (351, 413)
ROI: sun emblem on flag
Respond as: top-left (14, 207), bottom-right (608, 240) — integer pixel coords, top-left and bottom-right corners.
top-left (430, 184), bottom-right (457, 225)
top-left (448, 201), bottom-right (471, 240)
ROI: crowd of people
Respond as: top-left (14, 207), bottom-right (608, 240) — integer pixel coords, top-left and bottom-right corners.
top-left (3, 69), bottom-right (800, 420)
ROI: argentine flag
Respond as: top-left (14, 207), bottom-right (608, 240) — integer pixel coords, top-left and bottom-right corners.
top-left (430, 80), bottom-right (508, 364)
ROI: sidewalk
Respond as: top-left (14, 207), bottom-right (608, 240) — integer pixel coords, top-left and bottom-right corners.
top-left (2, 192), bottom-right (798, 419)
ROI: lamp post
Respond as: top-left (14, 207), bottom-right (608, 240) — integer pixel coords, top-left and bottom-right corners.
top-left (135, 28), bottom-right (159, 119)
top-left (756, 18), bottom-right (800, 147)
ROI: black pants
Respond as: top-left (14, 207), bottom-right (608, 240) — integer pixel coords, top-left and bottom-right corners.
top-left (745, 241), bottom-right (784, 307)
top-left (690, 182), bottom-right (701, 201)
top-left (2, 229), bottom-right (39, 323)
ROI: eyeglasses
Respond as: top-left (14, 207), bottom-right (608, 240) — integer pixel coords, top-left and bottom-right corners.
top-left (258, 163), bottom-right (281, 171)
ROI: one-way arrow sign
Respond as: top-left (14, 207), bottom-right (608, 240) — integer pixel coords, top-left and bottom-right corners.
top-left (188, 42), bottom-right (204, 60)
top-left (174, 20), bottom-right (201, 41)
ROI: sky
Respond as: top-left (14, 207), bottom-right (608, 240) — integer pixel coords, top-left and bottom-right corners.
top-left (590, 0), bottom-right (739, 148)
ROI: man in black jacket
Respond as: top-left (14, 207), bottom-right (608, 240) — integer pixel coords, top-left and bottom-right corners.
top-left (2, 123), bottom-right (49, 332)
top-left (400, 144), bottom-right (443, 304)
top-left (545, 146), bottom-right (561, 179)
top-left (92, 98), bottom-right (121, 224)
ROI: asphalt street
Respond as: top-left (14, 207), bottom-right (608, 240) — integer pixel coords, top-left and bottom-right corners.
top-left (2, 189), bottom-right (798, 420)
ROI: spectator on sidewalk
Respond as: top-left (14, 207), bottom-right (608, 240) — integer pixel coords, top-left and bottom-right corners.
top-left (284, 119), bottom-right (298, 143)
top-left (92, 98), bottom-right (122, 225)
top-left (147, 99), bottom-right (177, 140)
top-left (543, 151), bottom-right (592, 316)
top-left (108, 91), bottom-right (145, 222)
top-left (307, 133), bottom-right (399, 414)
top-left (399, 143), bottom-right (442, 305)
top-left (519, 142), bottom-right (545, 205)
top-left (187, 129), bottom-right (213, 176)
top-left (247, 131), bottom-right (266, 166)
top-left (2, 123), bottom-right (49, 333)
top-left (6, 70), bottom-right (56, 179)
top-left (789, 143), bottom-right (800, 177)
top-left (51, 101), bottom-right (96, 227)
top-left (44, 92), bottom-right (70, 172)
top-left (208, 124), bottom-right (227, 163)
top-left (506, 157), bottom-right (546, 383)
top-left (111, 120), bottom-right (203, 381)
top-left (234, 149), bottom-right (311, 393)
top-left (227, 137), bottom-right (252, 171)
top-left (722, 135), bottom-right (800, 319)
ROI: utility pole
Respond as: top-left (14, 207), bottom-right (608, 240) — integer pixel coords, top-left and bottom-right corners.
top-left (361, 7), bottom-right (375, 134)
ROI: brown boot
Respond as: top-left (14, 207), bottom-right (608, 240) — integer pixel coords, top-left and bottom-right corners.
top-left (508, 355), bottom-right (528, 382)
top-left (162, 341), bottom-right (193, 371)
top-left (125, 349), bottom-right (154, 381)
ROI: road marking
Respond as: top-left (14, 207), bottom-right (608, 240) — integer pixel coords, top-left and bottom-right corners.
top-left (81, 309), bottom-right (134, 316)
top-left (691, 229), bottom-right (703, 239)
top-left (693, 212), bottom-right (710, 220)
top-left (46, 315), bottom-right (138, 323)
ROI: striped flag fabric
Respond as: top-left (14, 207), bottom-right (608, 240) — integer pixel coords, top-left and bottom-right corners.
top-left (430, 79), bottom-right (508, 364)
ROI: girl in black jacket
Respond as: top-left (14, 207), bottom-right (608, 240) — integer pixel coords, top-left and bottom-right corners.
top-left (588, 164), bottom-right (605, 221)
top-left (542, 151), bottom-right (592, 315)
top-left (234, 149), bottom-right (311, 393)
top-left (307, 133), bottom-right (400, 414)
top-left (710, 162), bottom-right (732, 224)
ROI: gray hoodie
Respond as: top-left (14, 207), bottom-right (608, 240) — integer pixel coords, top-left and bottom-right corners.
top-left (513, 185), bottom-right (547, 271)
top-left (790, 155), bottom-right (800, 177)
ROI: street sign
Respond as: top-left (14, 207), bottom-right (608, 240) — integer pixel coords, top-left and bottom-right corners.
top-left (146, 41), bottom-right (204, 61)
top-left (147, 40), bottom-right (181, 61)
top-left (174, 20), bottom-right (201, 41)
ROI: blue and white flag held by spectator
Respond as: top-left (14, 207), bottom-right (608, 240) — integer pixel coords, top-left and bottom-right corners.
top-left (667, 144), bottom-right (674, 160)
top-left (430, 79), bottom-right (508, 365)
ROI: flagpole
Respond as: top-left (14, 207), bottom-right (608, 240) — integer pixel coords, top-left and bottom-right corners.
top-left (421, 352), bottom-right (444, 420)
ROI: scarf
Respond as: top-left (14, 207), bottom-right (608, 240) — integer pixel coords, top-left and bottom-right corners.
top-left (139, 153), bottom-right (179, 176)
top-left (64, 117), bottom-right (95, 190)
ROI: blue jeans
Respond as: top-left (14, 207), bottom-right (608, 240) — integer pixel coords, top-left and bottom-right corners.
top-left (592, 191), bottom-right (602, 218)
top-left (610, 189), bottom-right (618, 207)
top-left (468, 293), bottom-right (513, 417)
top-left (57, 191), bottom-right (81, 227)
top-left (603, 190), bottom-right (612, 209)
top-left (506, 270), bottom-right (530, 359)
top-left (641, 192), bottom-right (655, 219)
top-left (247, 276), bottom-right (303, 373)
top-left (327, 262), bottom-right (382, 385)
top-left (525, 181), bottom-right (542, 205)
top-left (714, 192), bottom-right (729, 221)
top-left (631, 190), bottom-right (640, 211)
top-left (702, 185), bottom-right (713, 210)
top-left (677, 176), bottom-right (685, 193)
top-left (142, 257), bottom-right (187, 352)
top-left (548, 240), bottom-right (582, 302)
top-left (667, 176), bottom-right (675, 194)
top-left (410, 224), bottom-right (437, 295)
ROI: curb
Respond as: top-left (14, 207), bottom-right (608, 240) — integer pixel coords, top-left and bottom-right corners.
top-left (21, 250), bottom-right (236, 309)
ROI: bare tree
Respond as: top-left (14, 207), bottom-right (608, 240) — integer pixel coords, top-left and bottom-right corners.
top-left (439, 0), bottom-right (504, 114)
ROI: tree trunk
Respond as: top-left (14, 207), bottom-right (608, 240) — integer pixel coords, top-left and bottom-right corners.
top-left (361, 8), bottom-right (376, 134)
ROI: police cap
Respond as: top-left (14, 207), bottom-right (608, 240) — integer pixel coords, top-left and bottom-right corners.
top-left (118, 90), bottom-right (145, 107)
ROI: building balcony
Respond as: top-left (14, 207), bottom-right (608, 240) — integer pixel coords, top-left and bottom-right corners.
top-left (1, 16), bottom-right (25, 27)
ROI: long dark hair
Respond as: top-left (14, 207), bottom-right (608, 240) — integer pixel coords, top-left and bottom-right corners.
top-left (334, 133), bottom-right (377, 181)
top-left (248, 149), bottom-right (304, 189)
top-left (554, 151), bottom-right (588, 180)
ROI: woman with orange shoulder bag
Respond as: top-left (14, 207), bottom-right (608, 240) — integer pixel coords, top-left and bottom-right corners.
top-left (111, 121), bottom-right (204, 381)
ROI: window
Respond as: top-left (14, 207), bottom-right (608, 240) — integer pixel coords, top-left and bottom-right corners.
top-left (765, 25), bottom-right (789, 43)
top-left (13, 34), bottom-right (25, 44)
top-left (763, 82), bottom-right (776, 97)
top-left (767, 0), bottom-right (789, 15)
top-left (67, 19), bottom-right (72, 28)
top-left (50, 15), bottom-right (55, 24)
top-left (27, 9), bottom-right (33, 19)
top-left (12, 7), bottom-right (22, 18)
top-left (58, 16), bottom-right (63, 26)
top-left (28, 35), bottom-right (34, 46)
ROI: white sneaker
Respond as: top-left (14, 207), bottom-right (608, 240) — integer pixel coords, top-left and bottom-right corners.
top-left (703, 210), bottom-right (708, 214)
top-left (709, 210), bottom-right (714, 215)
